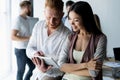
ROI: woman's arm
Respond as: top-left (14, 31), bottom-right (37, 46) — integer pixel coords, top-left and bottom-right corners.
top-left (60, 58), bottom-right (101, 73)
top-left (88, 35), bottom-right (107, 77)
top-left (58, 35), bottom-right (87, 73)
top-left (59, 35), bottom-right (107, 77)
top-left (60, 63), bottom-right (87, 73)
top-left (71, 69), bottom-right (90, 76)
top-left (70, 35), bottom-right (107, 77)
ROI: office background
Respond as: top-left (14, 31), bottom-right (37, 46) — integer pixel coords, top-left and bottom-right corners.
top-left (0, 0), bottom-right (120, 79)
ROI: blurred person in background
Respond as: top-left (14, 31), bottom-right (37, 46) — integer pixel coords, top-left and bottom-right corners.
top-left (62, 0), bottom-right (74, 31)
top-left (11, 1), bottom-right (35, 80)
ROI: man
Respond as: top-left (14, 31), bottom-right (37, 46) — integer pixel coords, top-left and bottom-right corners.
top-left (26, 0), bottom-right (71, 80)
top-left (11, 1), bottom-right (35, 80)
top-left (62, 0), bottom-right (74, 31)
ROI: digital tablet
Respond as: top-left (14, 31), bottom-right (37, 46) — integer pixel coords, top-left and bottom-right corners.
top-left (34, 56), bottom-right (60, 68)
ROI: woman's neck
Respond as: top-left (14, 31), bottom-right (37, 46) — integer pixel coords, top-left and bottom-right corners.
top-left (78, 29), bottom-right (91, 38)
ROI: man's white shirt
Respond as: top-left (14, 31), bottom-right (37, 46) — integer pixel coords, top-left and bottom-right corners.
top-left (26, 20), bottom-right (71, 80)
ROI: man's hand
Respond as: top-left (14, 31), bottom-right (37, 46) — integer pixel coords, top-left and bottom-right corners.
top-left (34, 51), bottom-right (44, 57)
top-left (32, 57), bottom-right (52, 73)
top-left (32, 51), bottom-right (44, 65)
top-left (37, 59), bottom-right (52, 73)
top-left (86, 59), bottom-right (102, 70)
top-left (32, 51), bottom-right (52, 73)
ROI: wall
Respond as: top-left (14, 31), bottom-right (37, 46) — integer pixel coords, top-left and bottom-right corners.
top-left (33, 0), bottom-right (45, 20)
top-left (81, 0), bottom-right (120, 57)
top-left (33, 0), bottom-right (120, 57)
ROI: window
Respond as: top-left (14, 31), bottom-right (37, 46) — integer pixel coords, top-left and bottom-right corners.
top-left (0, 0), bottom-right (12, 79)
top-left (0, 0), bottom-right (21, 79)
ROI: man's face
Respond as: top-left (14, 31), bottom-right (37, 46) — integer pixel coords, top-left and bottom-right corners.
top-left (44, 7), bottom-right (63, 28)
top-left (66, 6), bottom-right (71, 13)
top-left (23, 5), bottom-right (31, 16)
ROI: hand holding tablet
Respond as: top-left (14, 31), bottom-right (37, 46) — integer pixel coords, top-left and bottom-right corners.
top-left (34, 56), bottom-right (60, 68)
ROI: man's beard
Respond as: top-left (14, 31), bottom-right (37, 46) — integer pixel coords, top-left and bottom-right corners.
top-left (27, 11), bottom-right (31, 16)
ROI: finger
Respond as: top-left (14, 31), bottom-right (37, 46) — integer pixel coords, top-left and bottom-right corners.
top-left (96, 62), bottom-right (102, 66)
top-left (34, 52), bottom-right (41, 56)
top-left (92, 58), bottom-right (98, 61)
top-left (47, 66), bottom-right (52, 71)
top-left (36, 57), bottom-right (41, 65)
top-left (40, 59), bottom-right (45, 66)
top-left (32, 57), bottom-right (38, 65)
top-left (90, 61), bottom-right (96, 65)
top-left (95, 66), bottom-right (102, 70)
top-left (92, 60), bottom-right (96, 63)
top-left (38, 51), bottom-right (44, 56)
top-left (37, 58), bottom-right (41, 65)
top-left (32, 58), bottom-right (36, 64)
top-left (90, 59), bottom-right (97, 62)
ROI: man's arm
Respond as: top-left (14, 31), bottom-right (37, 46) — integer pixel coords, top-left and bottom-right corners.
top-left (26, 23), bottom-right (38, 59)
top-left (11, 29), bottom-right (30, 41)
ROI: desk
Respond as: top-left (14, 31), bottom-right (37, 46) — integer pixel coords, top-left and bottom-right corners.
top-left (103, 57), bottom-right (120, 80)
top-left (103, 76), bottom-right (120, 80)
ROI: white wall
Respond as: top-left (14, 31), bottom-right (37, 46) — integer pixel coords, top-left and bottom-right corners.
top-left (81, 0), bottom-right (120, 57)
top-left (0, 0), bottom-right (13, 78)
top-left (33, 0), bottom-right (120, 57)
top-left (33, 0), bottom-right (45, 20)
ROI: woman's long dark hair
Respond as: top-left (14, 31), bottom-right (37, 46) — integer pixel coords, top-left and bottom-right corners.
top-left (68, 1), bottom-right (102, 35)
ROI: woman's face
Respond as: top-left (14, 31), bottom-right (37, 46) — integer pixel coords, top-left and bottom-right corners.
top-left (69, 11), bottom-right (83, 32)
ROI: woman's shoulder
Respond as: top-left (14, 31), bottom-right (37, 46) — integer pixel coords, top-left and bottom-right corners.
top-left (67, 32), bottom-right (77, 41)
top-left (93, 33), bottom-right (107, 39)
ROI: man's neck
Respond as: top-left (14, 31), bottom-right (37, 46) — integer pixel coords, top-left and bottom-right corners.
top-left (47, 26), bottom-right (58, 36)
top-left (20, 12), bottom-right (27, 19)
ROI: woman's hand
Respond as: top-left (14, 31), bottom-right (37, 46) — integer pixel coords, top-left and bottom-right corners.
top-left (86, 59), bottom-right (102, 70)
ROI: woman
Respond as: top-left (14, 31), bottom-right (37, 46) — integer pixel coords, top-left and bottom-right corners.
top-left (58, 1), bottom-right (107, 80)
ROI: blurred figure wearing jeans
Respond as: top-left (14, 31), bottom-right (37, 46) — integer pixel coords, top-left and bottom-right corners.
top-left (11, 1), bottom-right (35, 80)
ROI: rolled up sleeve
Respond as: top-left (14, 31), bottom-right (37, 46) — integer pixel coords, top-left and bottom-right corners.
top-left (89, 35), bottom-right (107, 77)
top-left (58, 36), bottom-right (71, 67)
top-left (26, 23), bottom-right (38, 59)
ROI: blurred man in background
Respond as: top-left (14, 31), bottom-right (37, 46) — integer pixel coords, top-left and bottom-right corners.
top-left (11, 1), bottom-right (35, 80)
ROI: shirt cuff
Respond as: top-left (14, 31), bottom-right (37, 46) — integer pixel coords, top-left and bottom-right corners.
top-left (89, 70), bottom-right (99, 77)
top-left (46, 68), bottom-right (64, 77)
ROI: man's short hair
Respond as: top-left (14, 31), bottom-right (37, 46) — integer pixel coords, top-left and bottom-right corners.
top-left (45, 0), bottom-right (63, 12)
top-left (66, 0), bottom-right (74, 7)
top-left (20, 1), bottom-right (31, 8)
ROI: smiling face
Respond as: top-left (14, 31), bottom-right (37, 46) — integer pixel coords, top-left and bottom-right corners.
top-left (44, 7), bottom-right (63, 29)
top-left (68, 11), bottom-right (84, 32)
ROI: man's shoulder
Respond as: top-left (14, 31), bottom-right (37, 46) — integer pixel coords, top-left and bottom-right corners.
top-left (14, 16), bottom-right (21, 22)
top-left (62, 15), bottom-right (67, 23)
top-left (33, 20), bottom-right (46, 28)
top-left (62, 25), bottom-right (72, 33)
top-left (60, 26), bottom-right (72, 38)
top-left (35, 20), bottom-right (45, 25)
